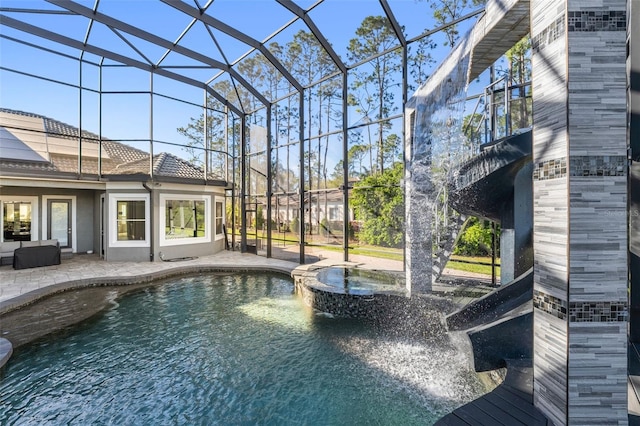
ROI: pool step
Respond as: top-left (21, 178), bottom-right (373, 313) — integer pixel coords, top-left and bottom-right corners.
top-left (0, 337), bottom-right (12, 368)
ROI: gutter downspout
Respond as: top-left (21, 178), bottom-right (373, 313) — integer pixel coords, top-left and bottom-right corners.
top-left (142, 181), bottom-right (154, 262)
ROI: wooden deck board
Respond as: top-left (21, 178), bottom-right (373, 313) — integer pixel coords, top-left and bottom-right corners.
top-left (436, 361), bottom-right (550, 425)
top-left (469, 396), bottom-right (529, 425)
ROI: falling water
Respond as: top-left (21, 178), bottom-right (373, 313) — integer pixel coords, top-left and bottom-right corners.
top-left (406, 30), bottom-right (474, 292)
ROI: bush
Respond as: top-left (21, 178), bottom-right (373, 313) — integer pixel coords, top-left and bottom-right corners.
top-left (255, 206), bottom-right (264, 230)
top-left (454, 217), bottom-right (497, 256)
top-left (350, 163), bottom-right (404, 248)
top-left (290, 217), bottom-right (300, 235)
top-left (320, 218), bottom-right (330, 237)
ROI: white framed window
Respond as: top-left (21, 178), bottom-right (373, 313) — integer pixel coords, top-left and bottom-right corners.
top-left (0, 196), bottom-right (39, 243)
top-left (159, 194), bottom-right (211, 246)
top-left (109, 193), bottom-right (150, 247)
top-left (214, 196), bottom-right (225, 240)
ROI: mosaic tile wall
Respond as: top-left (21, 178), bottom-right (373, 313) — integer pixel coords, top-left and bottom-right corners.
top-left (569, 155), bottom-right (626, 177)
top-left (531, 0), bottom-right (628, 423)
top-left (533, 309), bottom-right (567, 425)
top-left (533, 157), bottom-right (567, 180)
top-left (533, 290), bottom-right (567, 319)
top-left (629, 0), bottom-right (640, 348)
top-left (532, 14), bottom-right (564, 52)
top-left (569, 301), bottom-right (628, 322)
top-left (567, 10), bottom-right (627, 32)
top-left (531, 1), bottom-right (570, 421)
top-left (565, 2), bottom-right (628, 419)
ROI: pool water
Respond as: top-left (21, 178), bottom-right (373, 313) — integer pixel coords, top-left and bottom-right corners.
top-left (316, 267), bottom-right (406, 293)
top-left (0, 273), bottom-right (486, 425)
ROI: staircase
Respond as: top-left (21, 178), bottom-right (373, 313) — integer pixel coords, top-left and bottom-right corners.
top-left (432, 214), bottom-right (468, 283)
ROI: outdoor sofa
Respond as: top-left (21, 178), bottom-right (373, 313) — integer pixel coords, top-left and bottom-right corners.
top-left (0, 239), bottom-right (61, 269)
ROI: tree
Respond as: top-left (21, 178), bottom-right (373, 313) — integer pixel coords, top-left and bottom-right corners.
top-left (428, 0), bottom-right (485, 48)
top-left (347, 16), bottom-right (402, 175)
top-left (177, 80), bottom-right (245, 179)
top-left (350, 162), bottom-right (404, 247)
top-left (454, 217), bottom-right (497, 256)
top-left (408, 35), bottom-right (438, 91)
top-left (505, 36), bottom-right (532, 131)
top-left (287, 31), bottom-right (336, 188)
top-left (286, 30), bottom-right (339, 234)
top-left (462, 112), bottom-right (484, 151)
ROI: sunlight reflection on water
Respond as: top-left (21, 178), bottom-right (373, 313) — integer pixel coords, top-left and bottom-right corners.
top-left (1, 273), bottom-right (487, 425)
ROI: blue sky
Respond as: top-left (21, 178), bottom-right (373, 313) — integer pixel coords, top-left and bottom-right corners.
top-left (0, 0), bottom-right (483, 162)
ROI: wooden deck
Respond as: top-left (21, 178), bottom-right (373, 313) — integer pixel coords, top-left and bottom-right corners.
top-left (436, 359), bottom-right (551, 425)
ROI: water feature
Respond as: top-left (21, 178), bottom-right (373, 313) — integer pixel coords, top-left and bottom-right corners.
top-left (316, 267), bottom-right (405, 295)
top-left (406, 29), bottom-right (475, 292)
top-left (0, 273), bottom-right (489, 425)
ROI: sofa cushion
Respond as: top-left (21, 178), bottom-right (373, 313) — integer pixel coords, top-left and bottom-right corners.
top-left (40, 239), bottom-right (59, 247)
top-left (0, 241), bottom-right (21, 255)
top-left (21, 240), bottom-right (40, 248)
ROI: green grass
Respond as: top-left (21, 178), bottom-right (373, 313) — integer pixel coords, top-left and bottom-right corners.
top-left (343, 246), bottom-right (403, 261)
top-left (234, 229), bottom-right (501, 273)
top-left (447, 256), bottom-right (500, 275)
top-left (450, 254), bottom-right (500, 266)
top-left (446, 261), bottom-right (500, 276)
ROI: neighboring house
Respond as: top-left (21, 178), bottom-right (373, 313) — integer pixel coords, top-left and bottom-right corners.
top-left (263, 190), bottom-right (354, 233)
top-left (0, 108), bottom-right (228, 262)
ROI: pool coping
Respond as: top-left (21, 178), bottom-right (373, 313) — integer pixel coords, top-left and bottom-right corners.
top-left (0, 264), bottom-right (295, 316)
top-left (292, 263), bottom-right (408, 297)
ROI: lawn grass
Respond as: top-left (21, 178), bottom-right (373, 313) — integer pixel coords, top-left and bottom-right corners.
top-left (236, 229), bottom-right (500, 274)
top-left (449, 254), bottom-right (500, 266)
top-left (446, 260), bottom-right (500, 276)
top-left (347, 247), bottom-right (403, 261)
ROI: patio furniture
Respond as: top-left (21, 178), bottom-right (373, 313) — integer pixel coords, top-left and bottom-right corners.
top-left (0, 241), bottom-right (21, 266)
top-left (13, 239), bottom-right (61, 270)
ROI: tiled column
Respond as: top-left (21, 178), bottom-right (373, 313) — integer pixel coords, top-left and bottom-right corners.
top-left (530, 0), bottom-right (629, 424)
top-left (629, 0), bottom-right (640, 345)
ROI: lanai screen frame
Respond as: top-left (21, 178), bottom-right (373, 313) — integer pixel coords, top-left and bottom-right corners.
top-left (0, 0), bottom-right (484, 264)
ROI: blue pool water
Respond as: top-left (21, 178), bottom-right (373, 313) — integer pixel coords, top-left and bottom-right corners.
top-left (316, 267), bottom-right (405, 294)
top-left (0, 273), bottom-right (487, 425)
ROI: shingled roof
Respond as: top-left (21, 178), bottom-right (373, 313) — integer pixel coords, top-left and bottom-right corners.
top-left (115, 151), bottom-right (209, 181)
top-left (0, 108), bottom-right (226, 184)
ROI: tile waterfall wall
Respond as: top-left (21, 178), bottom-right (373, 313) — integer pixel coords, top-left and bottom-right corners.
top-left (405, 34), bottom-right (472, 294)
top-left (530, 0), bottom-right (629, 423)
top-left (629, 0), bottom-right (640, 347)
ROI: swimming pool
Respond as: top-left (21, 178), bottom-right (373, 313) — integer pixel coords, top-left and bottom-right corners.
top-left (315, 267), bottom-right (406, 294)
top-left (0, 273), bottom-right (488, 425)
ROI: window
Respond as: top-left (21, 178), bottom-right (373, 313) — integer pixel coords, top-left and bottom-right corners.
top-left (215, 199), bottom-right (224, 238)
top-left (165, 200), bottom-right (205, 239)
top-left (1, 197), bottom-right (38, 242)
top-left (109, 194), bottom-right (149, 247)
top-left (117, 200), bottom-right (146, 241)
top-left (329, 207), bottom-right (339, 221)
top-left (2, 201), bottom-right (32, 242)
top-left (159, 194), bottom-right (210, 246)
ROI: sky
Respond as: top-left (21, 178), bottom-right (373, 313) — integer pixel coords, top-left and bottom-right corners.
top-left (0, 0), bottom-right (485, 164)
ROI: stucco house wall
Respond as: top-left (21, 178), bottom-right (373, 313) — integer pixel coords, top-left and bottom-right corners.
top-left (0, 108), bottom-right (229, 264)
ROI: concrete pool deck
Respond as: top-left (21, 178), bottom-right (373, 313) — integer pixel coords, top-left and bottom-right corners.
top-left (0, 251), bottom-right (495, 312)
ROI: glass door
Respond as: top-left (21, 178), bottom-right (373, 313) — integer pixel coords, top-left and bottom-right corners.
top-left (48, 199), bottom-right (71, 248)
